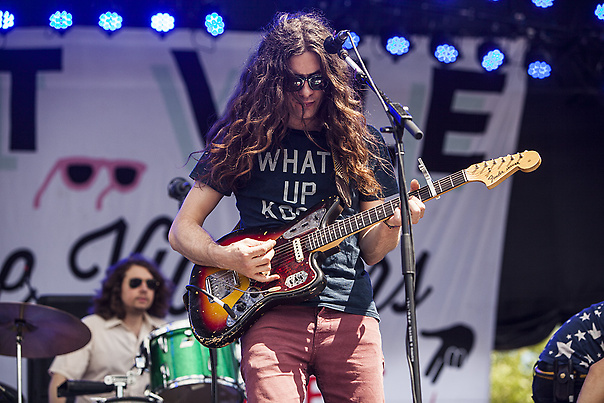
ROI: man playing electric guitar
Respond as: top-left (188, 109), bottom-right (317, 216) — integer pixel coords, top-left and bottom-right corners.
top-left (168, 11), bottom-right (426, 403)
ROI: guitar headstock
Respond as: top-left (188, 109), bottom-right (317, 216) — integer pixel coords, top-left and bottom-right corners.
top-left (464, 150), bottom-right (541, 189)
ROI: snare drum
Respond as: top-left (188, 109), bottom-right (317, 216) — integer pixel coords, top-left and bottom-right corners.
top-left (142, 319), bottom-right (244, 403)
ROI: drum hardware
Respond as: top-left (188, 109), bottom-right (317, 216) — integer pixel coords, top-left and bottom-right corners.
top-left (103, 371), bottom-right (141, 399)
top-left (0, 302), bottom-right (92, 403)
top-left (58, 371), bottom-right (164, 402)
top-left (138, 319), bottom-right (244, 402)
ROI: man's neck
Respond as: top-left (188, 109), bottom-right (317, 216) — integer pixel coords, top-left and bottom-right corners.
top-left (288, 118), bottom-right (321, 131)
top-left (122, 311), bottom-right (146, 337)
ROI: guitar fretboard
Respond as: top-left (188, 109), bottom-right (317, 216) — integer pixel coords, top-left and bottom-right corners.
top-left (305, 169), bottom-right (468, 250)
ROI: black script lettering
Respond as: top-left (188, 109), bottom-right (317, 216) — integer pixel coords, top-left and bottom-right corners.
top-left (0, 249), bottom-right (35, 300)
top-left (69, 219), bottom-right (127, 279)
top-left (370, 251), bottom-right (432, 312)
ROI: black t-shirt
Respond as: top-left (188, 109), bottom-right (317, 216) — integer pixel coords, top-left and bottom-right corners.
top-left (191, 126), bottom-right (398, 320)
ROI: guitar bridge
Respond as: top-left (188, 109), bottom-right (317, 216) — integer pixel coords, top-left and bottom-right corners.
top-left (205, 270), bottom-right (240, 301)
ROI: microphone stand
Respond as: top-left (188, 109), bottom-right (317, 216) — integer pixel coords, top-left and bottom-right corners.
top-left (334, 40), bottom-right (424, 403)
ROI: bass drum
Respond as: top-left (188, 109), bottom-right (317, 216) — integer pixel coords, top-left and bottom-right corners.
top-left (143, 319), bottom-right (244, 403)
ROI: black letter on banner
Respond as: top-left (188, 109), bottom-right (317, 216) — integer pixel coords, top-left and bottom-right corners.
top-left (0, 49), bottom-right (62, 151)
top-left (421, 68), bottom-right (505, 173)
top-left (131, 216), bottom-right (173, 264)
top-left (369, 252), bottom-right (432, 312)
top-left (0, 249), bottom-right (35, 292)
top-left (172, 51), bottom-right (217, 146)
top-left (69, 219), bottom-right (127, 279)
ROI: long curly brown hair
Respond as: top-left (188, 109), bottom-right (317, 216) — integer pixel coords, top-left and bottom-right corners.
top-left (92, 254), bottom-right (173, 320)
top-left (198, 11), bottom-right (384, 197)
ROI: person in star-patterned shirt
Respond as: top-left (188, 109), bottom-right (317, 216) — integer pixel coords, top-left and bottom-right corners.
top-left (532, 301), bottom-right (604, 402)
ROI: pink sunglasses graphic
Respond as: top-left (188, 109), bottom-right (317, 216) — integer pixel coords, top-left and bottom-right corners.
top-left (34, 157), bottom-right (147, 210)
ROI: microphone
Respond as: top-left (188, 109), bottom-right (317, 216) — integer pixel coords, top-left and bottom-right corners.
top-left (324, 30), bottom-right (349, 54)
top-left (167, 177), bottom-right (192, 202)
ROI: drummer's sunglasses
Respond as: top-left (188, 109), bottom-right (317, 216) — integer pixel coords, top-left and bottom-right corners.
top-left (129, 278), bottom-right (159, 290)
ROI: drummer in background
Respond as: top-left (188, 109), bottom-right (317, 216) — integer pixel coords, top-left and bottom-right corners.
top-left (48, 254), bottom-right (174, 403)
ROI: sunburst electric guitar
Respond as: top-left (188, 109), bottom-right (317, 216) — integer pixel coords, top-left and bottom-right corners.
top-left (187, 150), bottom-right (542, 348)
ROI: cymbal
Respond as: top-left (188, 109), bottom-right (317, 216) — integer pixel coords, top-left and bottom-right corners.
top-left (0, 302), bottom-right (91, 359)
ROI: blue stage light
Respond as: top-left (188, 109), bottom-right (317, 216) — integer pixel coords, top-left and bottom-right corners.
top-left (49, 11), bottom-right (73, 30)
top-left (343, 32), bottom-right (360, 50)
top-left (151, 13), bottom-right (175, 33)
top-left (481, 49), bottom-right (505, 71)
top-left (527, 61), bottom-right (552, 79)
top-left (595, 4), bottom-right (604, 20)
top-left (0, 10), bottom-right (15, 30)
top-left (99, 12), bottom-right (123, 32)
top-left (205, 12), bottom-right (224, 36)
top-left (477, 41), bottom-right (506, 71)
top-left (531, 0), bottom-right (554, 8)
top-left (434, 44), bottom-right (459, 64)
top-left (386, 36), bottom-right (411, 56)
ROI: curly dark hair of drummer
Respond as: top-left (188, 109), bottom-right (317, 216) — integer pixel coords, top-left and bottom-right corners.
top-left (91, 254), bottom-right (173, 320)
top-left (195, 10), bottom-right (387, 197)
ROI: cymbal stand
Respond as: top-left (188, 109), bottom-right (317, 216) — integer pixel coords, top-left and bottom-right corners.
top-left (13, 319), bottom-right (25, 403)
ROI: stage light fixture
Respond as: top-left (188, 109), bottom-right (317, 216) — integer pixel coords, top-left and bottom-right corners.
top-left (99, 11), bottom-right (123, 32)
top-left (430, 36), bottom-right (460, 64)
top-left (383, 34), bottom-right (412, 58)
top-left (151, 13), bottom-right (175, 34)
top-left (527, 61), bottom-right (551, 79)
top-left (477, 41), bottom-right (506, 71)
top-left (343, 32), bottom-right (361, 50)
top-left (49, 11), bottom-right (73, 30)
top-left (595, 4), bottom-right (604, 20)
top-left (205, 12), bottom-right (225, 36)
top-left (525, 45), bottom-right (553, 79)
top-left (531, 0), bottom-right (554, 8)
top-left (0, 10), bottom-right (15, 31)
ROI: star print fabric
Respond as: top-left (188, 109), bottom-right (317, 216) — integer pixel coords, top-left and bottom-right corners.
top-left (538, 301), bottom-right (604, 374)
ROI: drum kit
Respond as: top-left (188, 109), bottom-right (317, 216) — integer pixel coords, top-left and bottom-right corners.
top-left (0, 302), bottom-right (245, 403)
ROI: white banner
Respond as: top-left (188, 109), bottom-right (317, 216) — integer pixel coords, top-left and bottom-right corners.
top-left (0, 28), bottom-right (527, 402)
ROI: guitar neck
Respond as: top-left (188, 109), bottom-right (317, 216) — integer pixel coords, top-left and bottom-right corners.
top-left (410, 168), bottom-right (468, 203)
top-left (308, 169), bottom-right (468, 249)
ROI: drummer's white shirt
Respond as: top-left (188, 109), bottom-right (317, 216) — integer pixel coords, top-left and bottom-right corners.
top-left (48, 312), bottom-right (166, 402)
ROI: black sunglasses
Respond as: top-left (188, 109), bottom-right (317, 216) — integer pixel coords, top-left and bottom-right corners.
top-left (287, 73), bottom-right (327, 92)
top-left (128, 278), bottom-right (159, 290)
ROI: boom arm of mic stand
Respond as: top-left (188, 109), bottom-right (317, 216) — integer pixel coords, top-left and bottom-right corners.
top-left (336, 46), bottom-right (424, 403)
top-left (335, 49), bottom-right (423, 141)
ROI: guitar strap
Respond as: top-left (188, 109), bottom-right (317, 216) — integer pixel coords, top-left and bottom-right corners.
top-left (332, 150), bottom-right (353, 208)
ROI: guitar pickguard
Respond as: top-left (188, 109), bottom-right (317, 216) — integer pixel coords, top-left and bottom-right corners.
top-left (282, 207), bottom-right (326, 239)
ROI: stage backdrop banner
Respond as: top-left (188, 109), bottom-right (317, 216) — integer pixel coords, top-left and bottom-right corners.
top-left (0, 28), bottom-right (527, 402)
